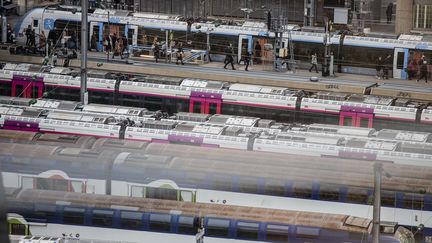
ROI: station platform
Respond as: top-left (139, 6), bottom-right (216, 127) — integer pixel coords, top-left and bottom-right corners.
top-left (1, 50), bottom-right (431, 101)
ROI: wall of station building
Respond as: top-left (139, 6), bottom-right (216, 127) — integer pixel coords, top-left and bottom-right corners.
top-left (133, 0), bottom-right (305, 23)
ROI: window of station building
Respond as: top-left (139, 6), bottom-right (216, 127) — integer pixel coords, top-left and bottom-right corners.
top-left (120, 211), bottom-right (143, 230)
top-left (63, 207), bottom-right (85, 225)
top-left (265, 224), bottom-right (289, 242)
top-left (149, 213), bottom-right (171, 232)
top-left (318, 186), bottom-right (340, 201)
top-left (146, 187), bottom-right (177, 201)
top-left (178, 216), bottom-right (196, 234)
top-left (10, 223), bottom-right (26, 235)
top-left (236, 221), bottom-right (259, 240)
top-left (206, 218), bottom-right (230, 237)
top-left (92, 209), bottom-right (114, 227)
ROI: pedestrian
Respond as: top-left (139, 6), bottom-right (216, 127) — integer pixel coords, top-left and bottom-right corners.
top-left (407, 59), bottom-right (415, 80)
top-left (153, 43), bottom-right (160, 63)
top-left (90, 32), bottom-right (97, 51)
top-left (29, 29), bottom-right (36, 47)
top-left (176, 45), bottom-right (184, 65)
top-left (25, 25), bottom-right (31, 46)
top-left (376, 56), bottom-right (383, 79)
top-left (417, 60), bottom-right (428, 83)
top-left (383, 54), bottom-right (392, 79)
top-left (39, 31), bottom-right (46, 52)
top-left (386, 3), bottom-right (393, 24)
top-left (309, 53), bottom-right (318, 73)
top-left (111, 33), bottom-right (118, 59)
top-left (6, 24), bottom-right (12, 43)
top-left (244, 50), bottom-right (251, 71)
top-left (52, 52), bottom-right (58, 67)
top-left (224, 43), bottom-right (235, 70)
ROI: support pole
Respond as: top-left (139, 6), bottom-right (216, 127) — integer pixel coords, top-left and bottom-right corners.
top-left (372, 163), bottom-right (382, 243)
top-left (80, 0), bottom-right (88, 105)
top-left (1, 15), bottom-right (6, 44)
top-left (0, 166), bottom-right (10, 243)
top-left (165, 30), bottom-right (168, 63)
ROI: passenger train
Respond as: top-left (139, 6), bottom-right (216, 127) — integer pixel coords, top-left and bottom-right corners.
top-left (1, 65), bottom-right (431, 132)
top-left (12, 6), bottom-right (432, 78)
top-left (5, 188), bottom-right (404, 243)
top-left (1, 98), bottom-right (432, 166)
top-left (0, 141), bottom-right (430, 242)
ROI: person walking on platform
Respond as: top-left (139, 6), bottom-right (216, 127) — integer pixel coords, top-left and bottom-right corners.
top-left (224, 43), bottom-right (235, 70)
top-left (375, 56), bottom-right (383, 79)
top-left (153, 43), bottom-right (160, 63)
top-left (309, 53), bottom-right (318, 73)
top-left (176, 45), bottom-right (184, 65)
top-left (244, 50), bottom-right (251, 71)
top-left (417, 60), bottom-right (428, 83)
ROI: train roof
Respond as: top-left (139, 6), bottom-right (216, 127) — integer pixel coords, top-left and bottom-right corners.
top-left (9, 188), bottom-right (377, 234)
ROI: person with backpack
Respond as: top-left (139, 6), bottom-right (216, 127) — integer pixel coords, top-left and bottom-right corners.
top-left (176, 45), bottom-right (184, 65)
top-left (309, 53), bottom-right (318, 73)
top-left (417, 60), bottom-right (429, 83)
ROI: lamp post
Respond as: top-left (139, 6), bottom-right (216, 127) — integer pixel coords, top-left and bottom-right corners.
top-left (80, 0), bottom-right (88, 105)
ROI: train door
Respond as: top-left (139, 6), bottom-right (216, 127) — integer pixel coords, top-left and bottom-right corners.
top-left (393, 48), bottom-right (408, 79)
top-left (339, 106), bottom-right (374, 128)
top-left (238, 35), bottom-right (253, 63)
top-left (125, 24), bottom-right (138, 47)
top-left (189, 92), bottom-right (222, 114)
top-left (90, 21), bottom-right (103, 51)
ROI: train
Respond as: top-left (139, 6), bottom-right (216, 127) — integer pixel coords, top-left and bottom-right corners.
top-left (0, 141), bottom-right (430, 241)
top-left (0, 64), bottom-right (431, 132)
top-left (5, 188), bottom-right (405, 243)
top-left (1, 98), bottom-right (432, 166)
top-left (12, 6), bottom-right (432, 79)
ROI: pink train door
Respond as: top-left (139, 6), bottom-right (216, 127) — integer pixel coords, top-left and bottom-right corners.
top-left (189, 91), bottom-right (222, 114)
top-left (339, 105), bottom-right (374, 128)
top-left (11, 74), bottom-right (44, 98)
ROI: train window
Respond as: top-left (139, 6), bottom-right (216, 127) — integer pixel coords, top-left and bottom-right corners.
top-left (345, 188), bottom-right (368, 204)
top-left (33, 20), bottom-right (38, 27)
top-left (146, 187), bottom-right (177, 201)
top-left (149, 213), bottom-right (171, 232)
top-left (178, 216), bottom-right (196, 234)
top-left (120, 211), bottom-right (143, 230)
top-left (396, 52), bottom-right (405, 69)
top-left (10, 223), bottom-right (26, 235)
top-left (35, 178), bottom-right (68, 192)
top-left (34, 204), bottom-right (56, 219)
top-left (21, 177), bottom-right (33, 189)
top-left (63, 207), bottom-right (85, 225)
top-left (92, 209), bottom-right (114, 227)
top-left (381, 192), bottom-right (395, 207)
top-left (206, 218), bottom-right (230, 237)
top-left (264, 179), bottom-right (286, 196)
top-left (403, 194), bottom-right (424, 210)
top-left (292, 183), bottom-right (312, 199)
top-left (296, 226), bottom-right (320, 239)
top-left (318, 186), bottom-right (340, 201)
top-left (130, 185), bottom-right (145, 198)
top-left (180, 190), bottom-right (193, 202)
top-left (265, 224), bottom-right (289, 242)
top-left (71, 181), bottom-right (84, 193)
top-left (238, 177), bottom-right (258, 194)
top-left (211, 175), bottom-right (232, 191)
top-left (236, 221), bottom-right (259, 240)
